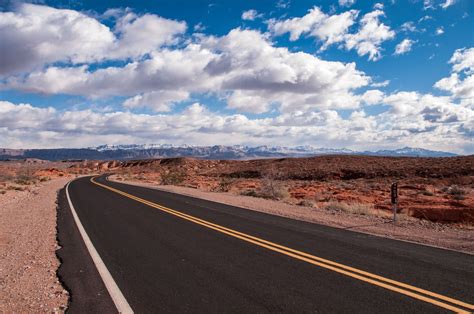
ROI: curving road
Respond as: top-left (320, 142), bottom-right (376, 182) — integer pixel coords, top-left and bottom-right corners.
top-left (57, 175), bottom-right (474, 313)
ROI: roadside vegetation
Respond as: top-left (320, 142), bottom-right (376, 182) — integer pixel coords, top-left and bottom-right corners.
top-left (160, 171), bottom-right (186, 185)
top-left (0, 167), bottom-right (52, 194)
top-left (442, 185), bottom-right (466, 201)
top-left (324, 201), bottom-right (391, 217)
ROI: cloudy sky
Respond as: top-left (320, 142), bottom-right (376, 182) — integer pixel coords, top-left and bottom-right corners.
top-left (0, 0), bottom-right (473, 153)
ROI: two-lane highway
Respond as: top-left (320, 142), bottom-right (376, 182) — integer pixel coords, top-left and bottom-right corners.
top-left (59, 175), bottom-right (474, 313)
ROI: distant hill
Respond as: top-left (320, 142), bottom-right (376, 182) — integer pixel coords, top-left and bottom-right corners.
top-left (0, 145), bottom-right (457, 161)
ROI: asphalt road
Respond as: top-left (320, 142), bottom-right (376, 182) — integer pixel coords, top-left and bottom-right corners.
top-left (59, 175), bottom-right (474, 313)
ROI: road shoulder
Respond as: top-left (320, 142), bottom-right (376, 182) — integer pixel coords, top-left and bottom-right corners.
top-left (56, 183), bottom-right (117, 313)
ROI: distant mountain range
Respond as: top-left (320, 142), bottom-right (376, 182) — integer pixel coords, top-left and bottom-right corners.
top-left (0, 144), bottom-right (458, 161)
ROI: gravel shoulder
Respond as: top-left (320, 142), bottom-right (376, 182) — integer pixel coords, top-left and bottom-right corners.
top-left (0, 177), bottom-right (70, 312)
top-left (110, 176), bottom-right (474, 255)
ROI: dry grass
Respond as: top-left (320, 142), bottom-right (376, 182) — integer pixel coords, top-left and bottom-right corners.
top-left (258, 167), bottom-right (288, 200)
top-left (259, 178), bottom-right (289, 200)
top-left (0, 170), bottom-right (39, 192)
top-left (443, 185), bottom-right (466, 196)
top-left (0, 162), bottom-right (72, 194)
top-left (0, 174), bottom-right (14, 183)
top-left (216, 177), bottom-right (233, 192)
top-left (314, 192), bottom-right (332, 202)
top-left (7, 186), bottom-right (26, 191)
top-left (239, 181), bottom-right (289, 200)
top-left (240, 190), bottom-right (259, 197)
top-left (297, 199), bottom-right (315, 207)
top-left (160, 171), bottom-right (186, 185)
top-left (325, 201), bottom-right (388, 217)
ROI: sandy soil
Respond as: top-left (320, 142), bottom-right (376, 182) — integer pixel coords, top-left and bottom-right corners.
top-left (110, 176), bottom-right (474, 255)
top-left (0, 178), bottom-right (69, 312)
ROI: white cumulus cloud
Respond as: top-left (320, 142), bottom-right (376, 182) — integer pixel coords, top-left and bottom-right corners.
top-left (441, 0), bottom-right (456, 9)
top-left (0, 4), bottom-right (114, 76)
top-left (268, 7), bottom-right (395, 61)
top-left (1, 97), bottom-right (472, 154)
top-left (435, 47), bottom-right (474, 102)
top-left (123, 90), bottom-right (190, 112)
top-left (339, 0), bottom-right (356, 7)
top-left (268, 6), bottom-right (359, 50)
top-left (0, 3), bottom-right (186, 76)
top-left (267, 7), bottom-right (327, 41)
top-left (344, 10), bottom-right (395, 61)
top-left (449, 47), bottom-right (474, 73)
top-left (5, 28), bottom-right (370, 114)
top-left (394, 39), bottom-right (415, 55)
top-left (401, 21), bottom-right (416, 32)
top-left (373, 3), bottom-right (384, 10)
top-left (108, 12), bottom-right (186, 59)
top-left (241, 9), bottom-right (262, 21)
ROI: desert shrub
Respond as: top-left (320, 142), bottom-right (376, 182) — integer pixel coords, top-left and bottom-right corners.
top-left (325, 201), bottom-right (345, 212)
top-left (340, 169), bottom-right (367, 180)
top-left (14, 165), bottom-right (37, 183)
top-left (0, 174), bottom-right (14, 183)
top-left (160, 171), bottom-right (186, 185)
top-left (0, 190), bottom-right (6, 194)
top-left (39, 176), bottom-right (50, 182)
top-left (325, 201), bottom-right (380, 216)
top-left (297, 199), bottom-right (315, 207)
top-left (453, 195), bottom-right (466, 201)
top-left (422, 191), bottom-right (434, 196)
top-left (240, 190), bottom-right (258, 197)
top-left (259, 177), bottom-right (289, 200)
top-left (14, 178), bottom-right (29, 185)
top-left (121, 170), bottom-right (132, 179)
top-left (443, 185), bottom-right (465, 195)
top-left (227, 170), bottom-right (261, 178)
top-left (58, 173), bottom-right (64, 177)
top-left (217, 177), bottom-right (233, 192)
top-left (14, 174), bottom-right (36, 185)
top-left (314, 192), bottom-right (331, 202)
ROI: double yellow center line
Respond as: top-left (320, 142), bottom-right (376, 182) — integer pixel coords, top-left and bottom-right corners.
top-left (91, 177), bottom-right (473, 313)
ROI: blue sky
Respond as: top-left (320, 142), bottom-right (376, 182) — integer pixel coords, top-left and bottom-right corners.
top-left (0, 0), bottom-right (473, 152)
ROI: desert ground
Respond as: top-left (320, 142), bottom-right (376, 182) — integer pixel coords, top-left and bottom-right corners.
top-left (0, 159), bottom-right (72, 312)
top-left (0, 155), bottom-right (473, 311)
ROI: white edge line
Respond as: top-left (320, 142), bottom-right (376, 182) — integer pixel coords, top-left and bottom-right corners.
top-left (66, 178), bottom-right (134, 314)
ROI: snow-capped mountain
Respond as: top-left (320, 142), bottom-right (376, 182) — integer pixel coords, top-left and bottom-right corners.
top-left (92, 144), bottom-right (358, 158)
top-left (365, 147), bottom-right (457, 157)
top-left (94, 144), bottom-right (177, 151)
top-left (0, 144), bottom-right (457, 161)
